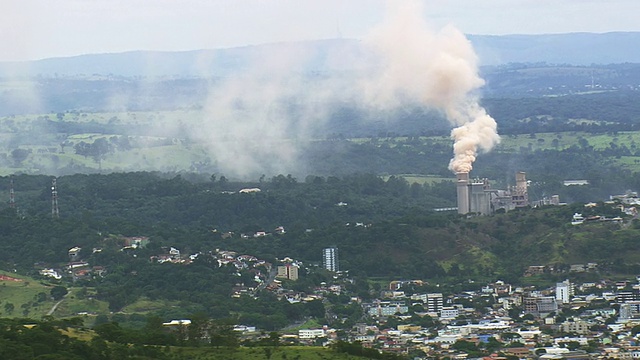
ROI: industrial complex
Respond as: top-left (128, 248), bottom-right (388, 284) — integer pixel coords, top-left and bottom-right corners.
top-left (456, 171), bottom-right (529, 215)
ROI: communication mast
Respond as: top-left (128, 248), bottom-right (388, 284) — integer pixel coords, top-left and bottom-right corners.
top-left (9, 178), bottom-right (15, 208)
top-left (51, 178), bottom-right (59, 218)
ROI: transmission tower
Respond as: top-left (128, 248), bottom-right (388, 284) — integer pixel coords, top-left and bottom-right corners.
top-left (9, 178), bottom-right (15, 208)
top-left (51, 178), bottom-right (59, 218)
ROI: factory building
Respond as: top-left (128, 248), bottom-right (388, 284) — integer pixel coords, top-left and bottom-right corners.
top-left (457, 172), bottom-right (529, 215)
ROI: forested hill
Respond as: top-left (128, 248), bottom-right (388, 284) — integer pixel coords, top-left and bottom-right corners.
top-left (1, 172), bottom-right (639, 285)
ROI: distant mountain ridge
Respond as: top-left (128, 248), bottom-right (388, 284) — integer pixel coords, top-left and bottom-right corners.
top-left (1, 32), bottom-right (640, 78)
top-left (469, 32), bottom-right (640, 66)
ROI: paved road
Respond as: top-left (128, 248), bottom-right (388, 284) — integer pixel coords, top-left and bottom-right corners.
top-left (254, 265), bottom-right (278, 295)
top-left (47, 290), bottom-right (70, 316)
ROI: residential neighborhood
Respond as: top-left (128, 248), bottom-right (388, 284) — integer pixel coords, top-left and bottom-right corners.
top-left (72, 238), bottom-right (640, 359)
top-left (23, 199), bottom-right (640, 359)
top-left (277, 273), bottom-right (640, 359)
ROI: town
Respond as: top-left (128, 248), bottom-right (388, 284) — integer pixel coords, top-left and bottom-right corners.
top-left (28, 220), bottom-right (640, 359)
top-left (2, 2), bottom-right (640, 359)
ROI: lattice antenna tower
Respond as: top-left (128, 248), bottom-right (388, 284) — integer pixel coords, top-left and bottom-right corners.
top-left (51, 178), bottom-right (59, 218)
top-left (9, 177), bottom-right (15, 208)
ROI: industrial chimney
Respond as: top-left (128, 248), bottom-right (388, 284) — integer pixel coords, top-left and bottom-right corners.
top-left (513, 171), bottom-right (529, 208)
top-left (456, 172), bottom-right (470, 214)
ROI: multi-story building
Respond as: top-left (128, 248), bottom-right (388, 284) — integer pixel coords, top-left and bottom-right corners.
top-left (440, 307), bottom-right (459, 320)
top-left (368, 302), bottom-right (409, 317)
top-left (617, 290), bottom-right (640, 303)
top-left (524, 296), bottom-right (557, 317)
top-left (426, 293), bottom-right (444, 313)
top-left (619, 301), bottom-right (640, 320)
top-left (276, 263), bottom-right (299, 280)
top-left (322, 247), bottom-right (339, 272)
top-left (556, 280), bottom-right (573, 304)
top-left (620, 303), bottom-right (634, 320)
top-left (561, 320), bottom-right (590, 335)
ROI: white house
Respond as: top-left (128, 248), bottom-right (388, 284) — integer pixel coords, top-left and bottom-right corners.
top-left (298, 329), bottom-right (326, 339)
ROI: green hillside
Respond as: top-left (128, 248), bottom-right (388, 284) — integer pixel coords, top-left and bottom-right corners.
top-left (0, 172), bottom-right (638, 319)
top-left (0, 271), bottom-right (57, 318)
top-left (0, 316), bottom-right (378, 359)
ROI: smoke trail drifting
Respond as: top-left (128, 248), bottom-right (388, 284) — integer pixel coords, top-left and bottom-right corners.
top-left (194, 43), bottom-right (353, 178)
top-left (145, 0), bottom-right (498, 178)
top-left (362, 0), bottom-right (499, 173)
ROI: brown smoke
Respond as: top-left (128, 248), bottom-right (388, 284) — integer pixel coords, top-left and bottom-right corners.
top-left (363, 0), bottom-right (499, 173)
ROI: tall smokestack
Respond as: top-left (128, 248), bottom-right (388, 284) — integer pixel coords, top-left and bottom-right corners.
top-left (515, 172), bottom-right (527, 191)
top-left (513, 171), bottom-right (528, 207)
top-left (457, 172), bottom-right (470, 214)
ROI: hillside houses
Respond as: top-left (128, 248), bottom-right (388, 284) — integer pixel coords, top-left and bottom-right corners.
top-left (27, 231), bottom-right (640, 359)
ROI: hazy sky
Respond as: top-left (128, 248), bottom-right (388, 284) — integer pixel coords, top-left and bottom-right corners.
top-left (1, 0), bottom-right (639, 62)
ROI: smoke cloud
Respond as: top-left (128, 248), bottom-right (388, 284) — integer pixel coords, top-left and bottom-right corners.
top-left (361, 0), bottom-right (499, 173)
top-left (192, 43), bottom-right (355, 178)
top-left (0, 0), bottom-right (496, 178)
top-left (191, 0), bottom-right (499, 178)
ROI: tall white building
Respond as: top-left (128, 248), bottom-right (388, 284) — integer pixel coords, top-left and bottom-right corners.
top-left (619, 303), bottom-right (633, 320)
top-left (556, 280), bottom-right (572, 304)
top-left (426, 293), bottom-right (444, 313)
top-left (322, 247), bottom-right (339, 272)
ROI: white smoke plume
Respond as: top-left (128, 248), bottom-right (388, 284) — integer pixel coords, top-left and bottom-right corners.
top-left (361, 0), bottom-right (500, 173)
top-left (193, 43), bottom-right (352, 178)
top-left (144, 0), bottom-right (499, 178)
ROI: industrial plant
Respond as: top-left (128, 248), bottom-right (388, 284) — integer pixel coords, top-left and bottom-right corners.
top-left (456, 171), bottom-right (529, 215)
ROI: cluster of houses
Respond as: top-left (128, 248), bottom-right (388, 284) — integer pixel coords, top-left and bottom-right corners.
top-left (217, 225), bottom-right (286, 240)
top-left (279, 275), bottom-right (640, 359)
top-left (43, 234), bottom-right (640, 359)
top-left (38, 245), bottom-right (107, 282)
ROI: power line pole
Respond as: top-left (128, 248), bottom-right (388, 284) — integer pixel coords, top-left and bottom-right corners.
top-left (9, 178), bottom-right (15, 208)
top-left (51, 178), bottom-right (59, 218)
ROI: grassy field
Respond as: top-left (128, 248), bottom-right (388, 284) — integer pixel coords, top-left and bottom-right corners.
top-left (121, 297), bottom-right (178, 314)
top-left (53, 287), bottom-right (110, 318)
top-left (59, 327), bottom-right (96, 342)
top-left (4, 108), bottom-right (640, 175)
top-left (6, 109), bottom-right (205, 126)
top-left (355, 131), bottom-right (640, 154)
top-left (495, 131), bottom-right (640, 152)
top-left (495, 131), bottom-right (640, 171)
top-left (0, 270), bottom-right (56, 318)
top-left (0, 271), bottom-right (113, 320)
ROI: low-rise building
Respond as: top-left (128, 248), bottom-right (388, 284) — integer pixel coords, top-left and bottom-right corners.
top-left (440, 307), bottom-right (459, 320)
top-left (298, 329), bottom-right (326, 339)
top-left (560, 320), bottom-right (591, 335)
top-left (368, 303), bottom-right (409, 317)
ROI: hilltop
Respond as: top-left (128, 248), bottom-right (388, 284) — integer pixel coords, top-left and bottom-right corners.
top-left (1, 172), bottom-right (638, 283)
top-left (2, 33), bottom-right (640, 78)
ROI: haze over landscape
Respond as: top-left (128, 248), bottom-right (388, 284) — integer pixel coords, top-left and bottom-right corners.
top-left (2, 0), bottom-right (640, 62)
top-left (3, 1), bottom-right (640, 177)
top-left (4, 1), bottom-right (640, 359)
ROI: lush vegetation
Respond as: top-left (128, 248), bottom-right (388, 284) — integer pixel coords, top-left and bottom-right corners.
top-left (2, 61), bottom-right (640, 357)
top-left (0, 172), bottom-right (639, 325)
top-left (0, 317), bottom-right (378, 360)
